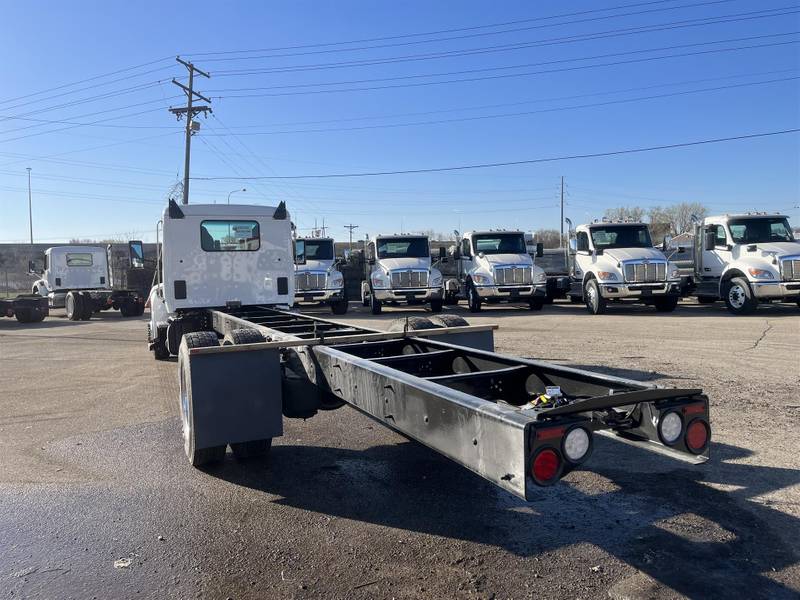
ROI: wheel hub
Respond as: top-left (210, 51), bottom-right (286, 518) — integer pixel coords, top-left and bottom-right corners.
top-left (728, 284), bottom-right (745, 309)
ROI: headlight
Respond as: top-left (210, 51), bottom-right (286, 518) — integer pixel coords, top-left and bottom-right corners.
top-left (473, 274), bottom-right (492, 285)
top-left (597, 271), bottom-right (618, 281)
top-left (748, 268), bottom-right (775, 280)
top-left (327, 275), bottom-right (344, 289)
top-left (371, 271), bottom-right (389, 288)
top-left (534, 270), bottom-right (547, 283)
top-left (669, 268), bottom-right (681, 280)
top-left (430, 275), bottom-right (442, 287)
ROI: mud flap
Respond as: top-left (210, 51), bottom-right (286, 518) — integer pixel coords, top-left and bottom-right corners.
top-left (182, 347), bottom-right (283, 450)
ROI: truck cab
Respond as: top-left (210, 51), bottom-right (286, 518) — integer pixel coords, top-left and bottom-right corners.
top-left (293, 236), bottom-right (348, 315)
top-left (360, 234), bottom-right (444, 315)
top-left (445, 230), bottom-right (547, 312)
top-left (567, 220), bottom-right (681, 314)
top-left (684, 213), bottom-right (800, 314)
top-left (32, 245), bottom-right (110, 306)
top-left (148, 201), bottom-right (295, 358)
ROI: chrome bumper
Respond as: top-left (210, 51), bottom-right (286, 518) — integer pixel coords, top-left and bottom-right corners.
top-left (294, 289), bottom-right (345, 303)
top-left (474, 284), bottom-right (547, 299)
top-left (373, 287), bottom-right (442, 301)
top-left (599, 282), bottom-right (681, 299)
top-left (752, 280), bottom-right (800, 299)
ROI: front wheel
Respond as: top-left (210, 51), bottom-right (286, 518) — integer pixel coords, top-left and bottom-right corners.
top-left (584, 279), bottom-right (607, 315)
top-left (330, 299), bottom-right (349, 315)
top-left (723, 277), bottom-right (758, 315)
top-left (370, 291), bottom-right (382, 315)
top-left (467, 284), bottom-right (482, 313)
top-left (429, 298), bottom-right (443, 313)
top-left (529, 298), bottom-right (544, 311)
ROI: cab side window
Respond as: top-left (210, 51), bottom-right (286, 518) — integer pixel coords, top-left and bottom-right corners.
top-left (576, 232), bottom-right (590, 252)
top-left (713, 225), bottom-right (727, 247)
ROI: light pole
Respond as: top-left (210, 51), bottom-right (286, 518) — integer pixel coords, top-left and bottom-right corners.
top-left (227, 188), bottom-right (246, 204)
top-left (26, 167), bottom-right (33, 244)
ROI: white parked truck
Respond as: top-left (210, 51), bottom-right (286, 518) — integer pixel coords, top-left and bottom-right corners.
top-left (567, 220), bottom-right (682, 314)
top-left (293, 237), bottom-right (348, 315)
top-left (30, 243), bottom-right (145, 321)
top-left (360, 234), bottom-right (444, 315)
top-left (669, 213), bottom-right (800, 314)
top-left (445, 230), bottom-right (548, 312)
top-left (147, 199), bottom-right (711, 499)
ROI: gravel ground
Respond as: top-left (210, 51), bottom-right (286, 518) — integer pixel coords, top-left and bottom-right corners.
top-left (0, 299), bottom-right (798, 600)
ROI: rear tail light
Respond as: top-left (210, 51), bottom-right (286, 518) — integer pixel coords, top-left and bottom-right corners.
top-left (531, 448), bottom-right (562, 486)
top-left (563, 427), bottom-right (592, 464)
top-left (658, 411), bottom-right (683, 445)
top-left (685, 419), bottom-right (710, 454)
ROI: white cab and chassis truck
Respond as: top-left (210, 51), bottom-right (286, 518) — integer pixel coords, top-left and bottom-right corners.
top-left (445, 230), bottom-right (548, 312)
top-left (360, 235), bottom-right (445, 315)
top-left (148, 200), bottom-right (710, 499)
top-left (293, 237), bottom-right (348, 315)
top-left (567, 221), bottom-right (682, 314)
top-left (670, 213), bottom-right (800, 314)
top-left (30, 244), bottom-right (145, 321)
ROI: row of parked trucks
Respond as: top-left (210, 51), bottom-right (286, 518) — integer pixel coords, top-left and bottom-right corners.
top-left (291, 212), bottom-right (800, 317)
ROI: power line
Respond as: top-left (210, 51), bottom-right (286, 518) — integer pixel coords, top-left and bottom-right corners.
top-left (212, 5), bottom-right (790, 76)
top-left (184, 0), bottom-right (726, 58)
top-left (209, 36), bottom-right (799, 98)
top-left (193, 128), bottom-right (800, 180)
top-left (203, 76), bottom-right (799, 137)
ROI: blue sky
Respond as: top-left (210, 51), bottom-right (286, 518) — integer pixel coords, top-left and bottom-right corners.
top-left (0, 0), bottom-right (798, 243)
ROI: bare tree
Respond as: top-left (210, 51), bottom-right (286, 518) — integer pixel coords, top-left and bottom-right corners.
top-left (532, 229), bottom-right (561, 248)
top-left (604, 206), bottom-right (645, 222)
top-left (669, 202), bottom-right (707, 235)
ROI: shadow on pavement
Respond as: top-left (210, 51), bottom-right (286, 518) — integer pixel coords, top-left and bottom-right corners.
top-left (211, 437), bottom-right (799, 599)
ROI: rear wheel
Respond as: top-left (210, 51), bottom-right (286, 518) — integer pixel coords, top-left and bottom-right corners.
top-left (120, 300), bottom-right (136, 317)
top-left (429, 314), bottom-right (469, 328)
top-left (529, 298), bottom-right (544, 311)
top-left (654, 296), bottom-right (679, 312)
top-left (330, 299), bottom-right (349, 315)
top-left (65, 291), bottom-right (82, 321)
top-left (151, 325), bottom-right (170, 360)
top-left (78, 292), bottom-right (93, 320)
top-left (584, 279), bottom-right (607, 315)
top-left (429, 298), bottom-right (443, 313)
top-left (723, 277), bottom-right (758, 315)
top-left (467, 284), bottom-right (482, 313)
top-left (222, 328), bottom-right (265, 346)
top-left (179, 331), bottom-right (226, 466)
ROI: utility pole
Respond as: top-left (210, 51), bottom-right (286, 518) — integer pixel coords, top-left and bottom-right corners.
top-left (169, 57), bottom-right (211, 205)
top-left (26, 167), bottom-right (33, 244)
top-left (560, 175), bottom-right (565, 248)
top-left (344, 223), bottom-right (359, 251)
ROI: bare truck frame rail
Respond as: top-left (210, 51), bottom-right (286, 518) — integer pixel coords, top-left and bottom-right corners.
top-left (178, 308), bottom-right (710, 500)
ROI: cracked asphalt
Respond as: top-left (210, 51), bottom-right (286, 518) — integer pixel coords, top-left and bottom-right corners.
top-left (0, 299), bottom-right (798, 599)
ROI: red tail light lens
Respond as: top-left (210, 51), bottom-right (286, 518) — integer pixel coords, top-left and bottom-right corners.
top-left (686, 419), bottom-right (709, 453)
top-left (532, 448), bottom-right (561, 485)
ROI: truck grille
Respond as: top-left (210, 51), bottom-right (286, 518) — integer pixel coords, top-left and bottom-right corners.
top-left (782, 258), bottom-right (800, 281)
top-left (623, 261), bottom-right (666, 283)
top-left (295, 272), bottom-right (326, 291)
top-left (390, 270), bottom-right (428, 288)
top-left (494, 266), bottom-right (532, 285)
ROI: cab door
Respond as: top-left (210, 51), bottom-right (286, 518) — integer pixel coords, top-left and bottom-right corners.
top-left (572, 231), bottom-right (592, 280)
top-left (459, 237), bottom-right (474, 281)
top-left (701, 224), bottom-right (728, 279)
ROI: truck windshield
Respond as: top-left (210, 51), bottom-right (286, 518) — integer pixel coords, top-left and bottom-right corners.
top-left (66, 253), bottom-right (93, 266)
top-left (728, 217), bottom-right (795, 244)
top-left (590, 225), bottom-right (652, 249)
top-left (472, 233), bottom-right (526, 254)
top-left (377, 237), bottom-right (429, 259)
top-left (304, 240), bottom-right (334, 260)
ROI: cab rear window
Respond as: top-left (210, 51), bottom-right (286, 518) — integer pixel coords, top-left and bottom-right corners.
top-left (66, 253), bottom-right (93, 266)
top-left (201, 220), bottom-right (260, 252)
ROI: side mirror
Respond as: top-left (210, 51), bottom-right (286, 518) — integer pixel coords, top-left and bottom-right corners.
top-left (366, 245), bottom-right (376, 265)
top-left (662, 235), bottom-right (672, 252)
top-left (294, 240), bottom-right (306, 265)
top-left (28, 260), bottom-right (42, 275)
top-left (452, 245), bottom-right (461, 260)
top-left (128, 240), bottom-right (145, 269)
top-left (704, 231), bottom-right (716, 251)
top-left (568, 238), bottom-right (577, 254)
top-left (536, 242), bottom-right (544, 258)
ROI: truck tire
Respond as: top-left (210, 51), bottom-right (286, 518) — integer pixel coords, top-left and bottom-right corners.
top-left (370, 291), bottom-right (382, 315)
top-left (529, 298), bottom-right (544, 311)
top-left (65, 291), bottom-right (83, 321)
top-left (387, 316), bottom-right (441, 332)
top-left (697, 296), bottom-right (717, 304)
top-left (231, 438), bottom-right (272, 460)
top-left (429, 314), bottom-right (469, 328)
top-left (723, 277), bottom-right (758, 315)
top-left (179, 332), bottom-right (226, 467)
top-left (222, 328), bottom-right (265, 345)
top-left (119, 300), bottom-right (136, 317)
top-left (14, 307), bottom-right (44, 323)
top-left (467, 284), bottom-right (482, 313)
top-left (361, 289), bottom-right (370, 307)
top-left (444, 290), bottom-right (459, 305)
top-left (429, 298), bottom-right (443, 313)
top-left (151, 325), bottom-right (170, 360)
top-left (584, 279), bottom-right (607, 315)
top-left (78, 292), bottom-right (93, 320)
top-left (654, 296), bottom-right (679, 312)
top-left (330, 299), bottom-right (349, 315)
